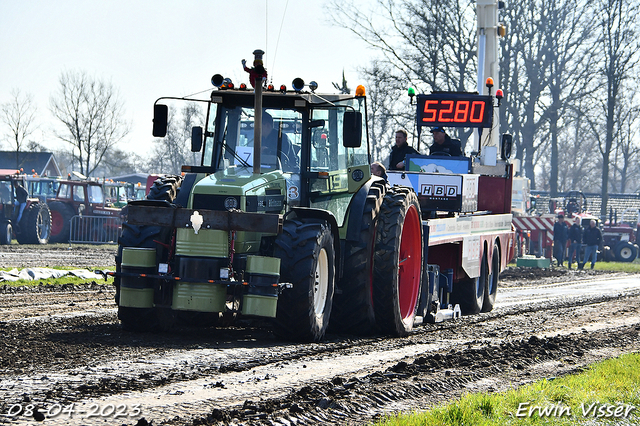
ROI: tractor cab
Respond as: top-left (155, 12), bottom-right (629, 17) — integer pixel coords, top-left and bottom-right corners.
top-left (154, 79), bottom-right (371, 223)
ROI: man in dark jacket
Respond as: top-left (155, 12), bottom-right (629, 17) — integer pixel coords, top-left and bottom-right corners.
top-left (567, 217), bottom-right (582, 269)
top-left (580, 219), bottom-right (602, 270)
top-left (553, 214), bottom-right (569, 266)
top-left (388, 129), bottom-right (418, 170)
top-left (429, 127), bottom-right (463, 156)
top-left (12, 181), bottom-right (28, 225)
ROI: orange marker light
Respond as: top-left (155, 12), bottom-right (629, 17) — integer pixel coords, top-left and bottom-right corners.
top-left (486, 77), bottom-right (494, 88)
top-left (355, 85), bottom-right (366, 97)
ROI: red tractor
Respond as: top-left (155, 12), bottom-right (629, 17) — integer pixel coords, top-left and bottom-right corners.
top-left (47, 179), bottom-right (122, 243)
top-left (0, 170), bottom-right (51, 245)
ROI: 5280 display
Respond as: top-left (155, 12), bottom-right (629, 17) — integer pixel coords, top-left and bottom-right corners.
top-left (416, 93), bottom-right (493, 129)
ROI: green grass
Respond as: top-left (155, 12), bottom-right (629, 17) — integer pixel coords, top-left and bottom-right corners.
top-left (510, 259), bottom-right (640, 273)
top-left (374, 353), bottom-right (640, 425)
top-left (0, 266), bottom-right (113, 287)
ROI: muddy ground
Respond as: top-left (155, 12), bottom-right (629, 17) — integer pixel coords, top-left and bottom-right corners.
top-left (0, 244), bottom-right (639, 425)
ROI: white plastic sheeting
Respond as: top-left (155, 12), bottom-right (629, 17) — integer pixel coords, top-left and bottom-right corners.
top-left (0, 268), bottom-right (104, 282)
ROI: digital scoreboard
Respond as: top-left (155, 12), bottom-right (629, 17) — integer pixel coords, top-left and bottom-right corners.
top-left (416, 93), bottom-right (493, 129)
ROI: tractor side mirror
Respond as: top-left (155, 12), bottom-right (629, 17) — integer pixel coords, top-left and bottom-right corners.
top-left (343, 111), bottom-right (362, 148)
top-left (152, 104), bottom-right (168, 137)
top-left (191, 126), bottom-right (203, 152)
top-left (501, 133), bottom-right (513, 160)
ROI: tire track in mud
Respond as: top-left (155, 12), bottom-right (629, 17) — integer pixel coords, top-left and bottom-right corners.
top-left (1, 276), bottom-right (640, 425)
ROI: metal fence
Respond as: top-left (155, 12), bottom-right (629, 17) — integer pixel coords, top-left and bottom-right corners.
top-left (69, 215), bottom-right (122, 245)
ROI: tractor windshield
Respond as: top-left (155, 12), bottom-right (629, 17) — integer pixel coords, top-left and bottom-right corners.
top-left (202, 95), bottom-right (368, 176)
top-left (0, 180), bottom-right (12, 203)
top-left (88, 185), bottom-right (105, 204)
top-left (204, 106), bottom-right (302, 173)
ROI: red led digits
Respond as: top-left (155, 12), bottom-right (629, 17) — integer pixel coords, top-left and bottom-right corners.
top-left (469, 101), bottom-right (485, 123)
top-left (423, 100), bottom-right (439, 121)
top-left (437, 100), bottom-right (454, 122)
top-left (454, 101), bottom-right (470, 122)
top-left (419, 95), bottom-right (491, 127)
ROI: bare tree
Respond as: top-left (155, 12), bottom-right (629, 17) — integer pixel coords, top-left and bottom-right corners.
top-left (99, 149), bottom-right (143, 176)
top-left (1, 89), bottom-right (38, 169)
top-left (329, 0), bottom-right (478, 152)
top-left (595, 0), bottom-right (640, 218)
top-left (610, 93), bottom-right (640, 193)
top-left (543, 0), bottom-right (596, 196)
top-left (50, 70), bottom-right (130, 176)
top-left (500, 1), bottom-right (556, 189)
top-left (361, 61), bottom-right (414, 163)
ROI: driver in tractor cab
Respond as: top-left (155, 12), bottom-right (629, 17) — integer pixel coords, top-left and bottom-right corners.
top-left (429, 127), bottom-right (463, 156)
top-left (261, 111), bottom-right (299, 170)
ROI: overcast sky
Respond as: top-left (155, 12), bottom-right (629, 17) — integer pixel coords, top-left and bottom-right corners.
top-left (0, 0), bottom-right (374, 160)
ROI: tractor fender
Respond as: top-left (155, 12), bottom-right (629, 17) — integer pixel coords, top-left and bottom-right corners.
top-left (290, 207), bottom-right (342, 281)
top-left (345, 177), bottom-right (386, 243)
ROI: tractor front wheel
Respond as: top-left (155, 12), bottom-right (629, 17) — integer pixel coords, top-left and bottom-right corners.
top-left (274, 218), bottom-right (335, 342)
top-left (614, 241), bottom-right (637, 262)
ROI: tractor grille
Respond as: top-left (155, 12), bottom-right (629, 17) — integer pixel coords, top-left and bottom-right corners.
top-left (192, 194), bottom-right (241, 211)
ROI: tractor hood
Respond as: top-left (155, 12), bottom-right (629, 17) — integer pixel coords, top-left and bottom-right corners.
top-left (189, 167), bottom-right (286, 214)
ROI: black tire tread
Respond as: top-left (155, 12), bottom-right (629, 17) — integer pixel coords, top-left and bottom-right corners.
top-left (116, 175), bottom-right (183, 332)
top-left (330, 181), bottom-right (386, 335)
top-left (372, 186), bottom-right (422, 336)
top-left (16, 203), bottom-right (51, 245)
top-left (273, 218), bottom-right (335, 342)
top-left (481, 243), bottom-right (499, 313)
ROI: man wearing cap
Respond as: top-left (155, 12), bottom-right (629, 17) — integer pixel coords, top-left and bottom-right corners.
top-left (553, 214), bottom-right (569, 267)
top-left (388, 129), bottom-right (419, 170)
top-left (429, 127), bottom-right (463, 156)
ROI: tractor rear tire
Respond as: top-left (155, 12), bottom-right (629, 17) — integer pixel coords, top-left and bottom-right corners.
top-left (614, 241), bottom-right (637, 262)
top-left (115, 175), bottom-right (183, 332)
top-left (16, 203), bottom-right (51, 245)
top-left (148, 175), bottom-right (182, 202)
top-left (330, 181), bottom-right (386, 335)
top-left (481, 243), bottom-right (500, 313)
top-left (373, 186), bottom-right (423, 337)
top-left (273, 218), bottom-right (335, 342)
top-left (48, 201), bottom-right (75, 243)
top-left (0, 222), bottom-right (12, 245)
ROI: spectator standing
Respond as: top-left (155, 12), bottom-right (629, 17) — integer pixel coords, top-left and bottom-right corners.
top-left (580, 219), bottom-right (602, 270)
top-left (567, 217), bottom-right (582, 269)
top-left (553, 214), bottom-right (569, 267)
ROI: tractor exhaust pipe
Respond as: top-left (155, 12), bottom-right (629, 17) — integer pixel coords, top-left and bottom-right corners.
top-left (253, 49), bottom-right (264, 175)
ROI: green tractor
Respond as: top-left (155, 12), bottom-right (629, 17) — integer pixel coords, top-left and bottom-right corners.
top-left (115, 74), bottom-right (423, 341)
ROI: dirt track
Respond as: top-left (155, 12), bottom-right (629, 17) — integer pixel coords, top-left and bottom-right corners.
top-left (0, 244), bottom-right (639, 425)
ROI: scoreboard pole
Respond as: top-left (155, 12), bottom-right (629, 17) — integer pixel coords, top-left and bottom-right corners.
top-left (476, 0), bottom-right (501, 157)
